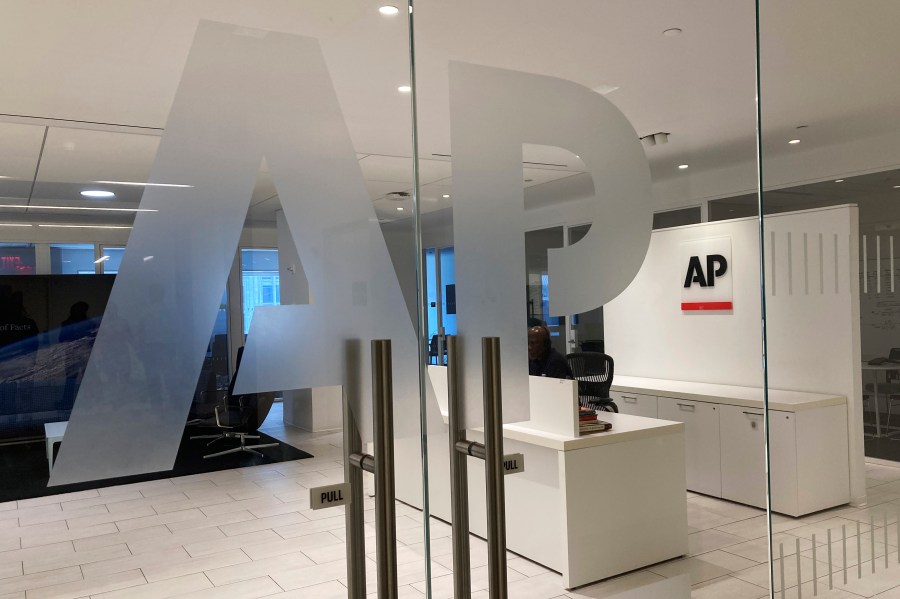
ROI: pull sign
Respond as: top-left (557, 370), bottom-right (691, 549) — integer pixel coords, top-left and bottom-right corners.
top-left (503, 453), bottom-right (525, 475)
top-left (310, 483), bottom-right (351, 510)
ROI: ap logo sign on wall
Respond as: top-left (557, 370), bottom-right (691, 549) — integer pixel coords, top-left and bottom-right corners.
top-left (681, 237), bottom-right (733, 312)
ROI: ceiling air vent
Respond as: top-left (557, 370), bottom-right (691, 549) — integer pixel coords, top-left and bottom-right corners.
top-left (386, 191), bottom-right (410, 201)
top-left (640, 132), bottom-right (670, 148)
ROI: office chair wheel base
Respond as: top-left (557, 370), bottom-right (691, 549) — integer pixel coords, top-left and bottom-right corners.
top-left (202, 440), bottom-right (279, 459)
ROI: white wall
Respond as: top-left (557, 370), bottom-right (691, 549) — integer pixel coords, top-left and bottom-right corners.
top-left (605, 205), bottom-right (866, 504)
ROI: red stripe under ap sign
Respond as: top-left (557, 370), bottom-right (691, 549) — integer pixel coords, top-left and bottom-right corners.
top-left (681, 301), bottom-right (733, 311)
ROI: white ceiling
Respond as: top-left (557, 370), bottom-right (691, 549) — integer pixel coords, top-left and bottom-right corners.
top-left (0, 0), bottom-right (898, 227)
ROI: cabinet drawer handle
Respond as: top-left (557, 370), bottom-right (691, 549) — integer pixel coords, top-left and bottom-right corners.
top-left (622, 396), bottom-right (638, 403)
top-left (677, 403), bottom-right (695, 412)
top-left (742, 411), bottom-right (764, 419)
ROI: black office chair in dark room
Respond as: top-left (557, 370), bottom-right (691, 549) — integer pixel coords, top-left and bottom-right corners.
top-left (567, 352), bottom-right (618, 413)
top-left (191, 347), bottom-right (278, 458)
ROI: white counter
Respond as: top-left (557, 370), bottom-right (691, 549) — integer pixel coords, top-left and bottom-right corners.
top-left (393, 367), bottom-right (689, 589)
top-left (613, 375), bottom-right (846, 412)
top-left (610, 375), bottom-right (850, 516)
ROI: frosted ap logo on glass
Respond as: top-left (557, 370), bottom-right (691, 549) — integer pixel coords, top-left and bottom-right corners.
top-left (49, 22), bottom-right (654, 485)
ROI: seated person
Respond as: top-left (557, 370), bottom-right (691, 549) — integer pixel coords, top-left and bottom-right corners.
top-left (527, 325), bottom-right (572, 379)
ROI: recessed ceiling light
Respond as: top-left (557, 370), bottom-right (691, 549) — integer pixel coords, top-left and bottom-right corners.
top-left (0, 223), bottom-right (32, 227)
top-left (397, 85), bottom-right (411, 93)
top-left (80, 190), bottom-right (115, 199)
top-left (788, 139), bottom-right (801, 144)
top-left (442, 194), bottom-right (450, 198)
top-left (0, 176), bottom-right (10, 179)
top-left (678, 164), bottom-right (689, 170)
top-left (834, 179), bottom-right (844, 183)
top-left (94, 180), bottom-right (193, 188)
top-left (663, 28), bottom-right (682, 36)
top-left (894, 185), bottom-right (900, 189)
top-left (396, 206), bottom-right (404, 211)
top-left (379, 5), bottom-right (400, 15)
top-left (143, 256), bottom-right (154, 261)
top-left (0, 204), bottom-right (156, 213)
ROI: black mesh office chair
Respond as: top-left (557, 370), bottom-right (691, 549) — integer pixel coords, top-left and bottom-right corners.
top-left (428, 334), bottom-right (446, 365)
top-left (566, 352), bottom-right (618, 413)
top-left (191, 347), bottom-right (278, 458)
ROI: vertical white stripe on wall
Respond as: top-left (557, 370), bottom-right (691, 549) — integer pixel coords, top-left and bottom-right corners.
top-left (803, 232), bottom-right (809, 295)
top-left (877, 235), bottom-right (881, 294)
top-left (787, 231), bottom-right (793, 295)
top-left (888, 235), bottom-right (894, 293)
top-left (862, 234), bottom-right (868, 294)
top-left (835, 233), bottom-right (840, 294)
top-left (771, 230), bottom-right (777, 296)
top-left (819, 233), bottom-right (825, 295)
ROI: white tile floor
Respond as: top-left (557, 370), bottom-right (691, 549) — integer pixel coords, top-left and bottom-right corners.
top-left (4, 407), bottom-right (900, 598)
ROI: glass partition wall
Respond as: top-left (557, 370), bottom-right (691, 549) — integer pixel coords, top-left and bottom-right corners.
top-left (0, 2), bottom-right (434, 597)
top-left (410, 1), bottom-right (766, 597)
top-left (9, 1), bottom-right (890, 598)
top-left (757, 3), bottom-right (900, 598)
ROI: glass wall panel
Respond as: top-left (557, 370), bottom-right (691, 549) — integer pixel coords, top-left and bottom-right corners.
top-left (49, 243), bottom-right (95, 274)
top-left (99, 246), bottom-right (125, 274)
top-left (0, 0), bottom-right (796, 595)
top-left (240, 247), bottom-right (280, 335)
top-left (412, 1), bottom-right (763, 596)
top-left (0, 2), bottom-right (431, 596)
top-left (568, 224), bottom-right (604, 354)
top-left (760, 3), bottom-right (900, 597)
top-left (439, 246), bottom-right (456, 336)
top-left (0, 243), bottom-right (36, 275)
top-left (653, 206), bottom-right (702, 230)
top-left (525, 227), bottom-right (567, 356)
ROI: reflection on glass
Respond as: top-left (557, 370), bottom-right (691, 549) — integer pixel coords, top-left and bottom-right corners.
top-left (50, 243), bottom-right (95, 275)
top-left (423, 246), bottom-right (455, 364)
top-left (240, 248), bottom-right (280, 335)
top-left (567, 225), bottom-right (604, 354)
top-left (100, 247), bottom-right (125, 274)
top-left (653, 206), bottom-right (702, 230)
top-left (525, 227), bottom-right (566, 356)
top-left (440, 247), bottom-right (456, 336)
top-left (0, 243), bottom-right (36, 275)
top-left (0, 274), bottom-right (113, 441)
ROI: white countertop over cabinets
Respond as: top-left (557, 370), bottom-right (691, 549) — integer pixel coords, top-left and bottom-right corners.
top-left (611, 376), bottom-right (850, 517)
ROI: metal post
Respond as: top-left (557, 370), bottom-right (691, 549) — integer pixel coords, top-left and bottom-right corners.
top-left (343, 392), bottom-right (366, 599)
top-left (447, 336), bottom-right (472, 599)
top-left (482, 337), bottom-right (508, 598)
top-left (372, 339), bottom-right (398, 599)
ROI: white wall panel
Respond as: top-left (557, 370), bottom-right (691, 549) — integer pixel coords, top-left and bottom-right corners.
top-left (605, 204), bottom-right (865, 504)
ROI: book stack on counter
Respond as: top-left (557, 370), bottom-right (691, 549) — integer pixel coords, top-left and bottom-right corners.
top-left (579, 406), bottom-right (612, 435)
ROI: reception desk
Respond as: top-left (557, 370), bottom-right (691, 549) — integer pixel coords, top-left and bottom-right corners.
top-left (393, 368), bottom-right (688, 589)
